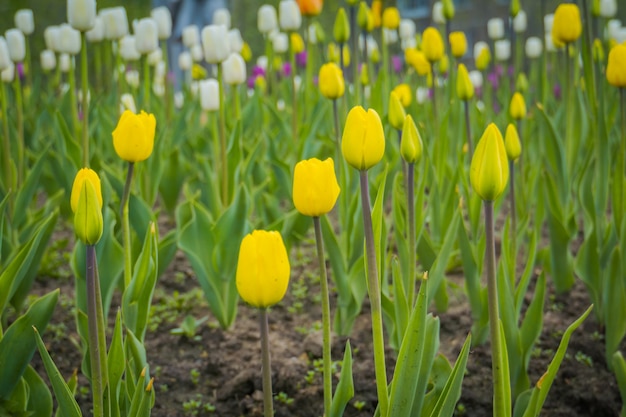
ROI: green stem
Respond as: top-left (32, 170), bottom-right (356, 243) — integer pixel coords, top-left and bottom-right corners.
top-left (358, 170), bottom-right (389, 416)
top-left (407, 162), bottom-right (416, 308)
top-left (94, 43), bottom-right (102, 91)
top-left (509, 159), bottom-right (517, 268)
top-left (25, 36), bottom-right (32, 92)
top-left (350, 6), bottom-right (360, 106)
top-left (564, 49), bottom-right (573, 195)
top-left (0, 82), bottom-right (11, 197)
top-left (259, 308), bottom-right (274, 417)
top-left (464, 99), bottom-right (473, 159)
top-left (68, 58), bottom-right (81, 152)
top-left (290, 33), bottom-right (298, 142)
top-left (120, 162), bottom-right (135, 289)
top-left (161, 40), bottom-right (171, 121)
top-left (13, 72), bottom-right (24, 188)
top-left (265, 35), bottom-right (273, 96)
top-left (617, 88), bottom-right (626, 231)
top-left (217, 64), bottom-right (228, 206)
top-left (81, 33), bottom-right (89, 167)
top-left (143, 54), bottom-right (150, 109)
top-left (333, 99), bottom-right (340, 156)
top-left (86, 245), bottom-right (104, 417)
top-left (485, 200), bottom-right (508, 417)
top-left (313, 216), bottom-right (333, 416)
top-left (431, 65), bottom-right (438, 128)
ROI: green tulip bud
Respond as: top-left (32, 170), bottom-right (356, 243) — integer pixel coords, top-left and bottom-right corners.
top-left (334, 8), bottom-right (350, 44)
top-left (400, 115), bottom-right (423, 164)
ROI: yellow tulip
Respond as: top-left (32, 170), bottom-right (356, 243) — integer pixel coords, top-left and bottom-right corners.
top-left (71, 168), bottom-right (103, 245)
top-left (411, 50), bottom-right (431, 76)
top-left (319, 62), bottom-right (345, 99)
top-left (334, 7), bottom-right (350, 44)
top-left (342, 106), bottom-right (385, 171)
top-left (504, 123), bottom-right (521, 161)
top-left (400, 115), bottom-right (423, 164)
top-left (552, 4), bottom-right (581, 44)
top-left (509, 92), bottom-right (526, 120)
top-left (388, 91), bottom-right (406, 130)
top-left (371, 0), bottom-right (382, 28)
top-left (357, 2), bottom-right (373, 32)
top-left (510, 0), bottom-right (520, 17)
top-left (112, 110), bottom-right (156, 163)
top-left (593, 38), bottom-right (604, 63)
top-left (470, 123), bottom-right (509, 201)
top-left (516, 73), bottom-right (529, 93)
top-left (607, 44), bottom-right (626, 87)
top-left (328, 43), bottom-right (350, 66)
top-left (456, 63), bottom-right (474, 101)
top-left (438, 54), bottom-right (449, 73)
top-left (241, 42), bottom-right (252, 62)
top-left (360, 63), bottom-right (370, 86)
top-left (236, 230), bottom-right (290, 309)
top-left (293, 158), bottom-right (340, 217)
top-left (421, 27), bottom-right (444, 63)
top-left (290, 32), bottom-right (305, 54)
top-left (191, 63), bottom-right (207, 80)
top-left (382, 7), bottom-right (400, 30)
top-left (392, 83), bottom-right (412, 107)
top-left (476, 47), bottom-right (491, 71)
top-left (449, 31), bottom-right (467, 58)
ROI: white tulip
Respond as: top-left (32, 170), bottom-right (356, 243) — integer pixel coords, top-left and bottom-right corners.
top-left (77, 88), bottom-right (90, 105)
top-left (44, 26), bottom-right (60, 51)
top-left (416, 86), bottom-right (429, 104)
top-left (0, 38), bottom-right (11, 70)
top-left (5, 29), bottom-right (25, 62)
top-left (153, 80), bottom-right (165, 97)
top-left (58, 24), bottom-right (81, 55)
top-left (68, 0), bottom-right (96, 31)
top-left (101, 7), bottom-right (129, 40)
top-left (59, 53), bottom-right (71, 72)
top-left (432, 2), bottom-right (445, 25)
top-left (222, 53), bottom-right (246, 85)
top-left (191, 44), bottom-right (203, 62)
top-left (202, 24), bottom-right (230, 64)
top-left (2, 62), bottom-right (15, 83)
top-left (119, 35), bottom-right (140, 61)
top-left (126, 70), bottom-right (139, 88)
top-left (14, 9), bottom-right (34, 35)
top-left (474, 41), bottom-right (489, 59)
top-left (257, 55), bottom-right (268, 70)
top-left (179, 51), bottom-right (192, 71)
top-left (294, 74), bottom-right (301, 91)
top-left (487, 18), bottom-right (504, 40)
top-left (199, 78), bottom-right (219, 111)
top-left (213, 9), bottom-right (231, 29)
top-left (258, 5), bottom-right (278, 34)
top-left (135, 18), bottom-right (159, 54)
top-left (86, 16), bottom-right (104, 42)
top-left (40, 49), bottom-right (56, 71)
top-left (495, 39), bottom-right (511, 61)
top-left (544, 14), bottom-right (554, 35)
top-left (272, 32), bottom-right (288, 54)
top-left (469, 70), bottom-right (483, 89)
top-left (276, 98), bottom-right (285, 111)
top-left (308, 24), bottom-right (317, 44)
top-left (525, 37), bottom-right (543, 59)
top-left (228, 29), bottom-right (244, 53)
top-left (120, 93), bottom-right (137, 113)
top-left (544, 34), bottom-right (556, 52)
top-left (155, 60), bottom-right (166, 79)
top-left (608, 19), bottom-right (622, 41)
top-left (600, 0), bottom-right (617, 18)
top-left (279, 0), bottom-right (301, 31)
top-left (615, 27), bottom-right (626, 44)
top-left (513, 10), bottom-right (527, 33)
top-left (183, 25), bottom-right (200, 48)
top-left (151, 6), bottom-right (172, 40)
top-left (399, 19), bottom-right (416, 40)
top-left (383, 28), bottom-right (398, 45)
top-left (148, 48), bottom-right (162, 66)
top-left (190, 81), bottom-right (199, 97)
top-left (174, 91), bottom-right (184, 109)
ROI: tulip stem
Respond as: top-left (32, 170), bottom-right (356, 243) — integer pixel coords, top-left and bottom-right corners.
top-left (94, 43), bottom-right (103, 91)
top-left (143, 55), bottom-right (151, 109)
top-left (313, 216), bottom-right (333, 416)
top-left (86, 245), bottom-right (104, 417)
top-left (485, 200), bottom-right (509, 417)
top-left (24, 35), bottom-right (32, 92)
top-left (120, 162), bottom-right (135, 289)
top-left (0, 81), bottom-right (11, 202)
top-left (509, 159), bottom-right (517, 271)
top-left (358, 170), bottom-right (389, 417)
top-left (12, 71), bottom-right (25, 188)
top-left (68, 57), bottom-right (81, 154)
top-left (333, 99), bottom-right (340, 152)
top-left (290, 32), bottom-right (298, 142)
top-left (407, 162), bottom-right (417, 308)
top-left (431, 65), bottom-right (438, 129)
top-left (463, 99), bottom-right (473, 159)
top-left (81, 33), bottom-right (90, 167)
top-left (617, 87), bottom-right (626, 232)
top-left (217, 64), bottom-right (228, 206)
top-left (350, 6), bottom-right (360, 106)
top-left (259, 308), bottom-right (274, 417)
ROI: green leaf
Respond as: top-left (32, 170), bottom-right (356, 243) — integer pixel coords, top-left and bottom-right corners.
top-left (13, 143), bottom-right (52, 229)
top-left (107, 310), bottom-right (125, 417)
top-left (23, 365), bottom-right (52, 417)
top-left (330, 341), bottom-right (354, 417)
top-left (612, 351), bottom-right (626, 417)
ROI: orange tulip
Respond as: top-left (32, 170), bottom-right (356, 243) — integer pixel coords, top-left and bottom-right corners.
top-left (297, 0), bottom-right (323, 17)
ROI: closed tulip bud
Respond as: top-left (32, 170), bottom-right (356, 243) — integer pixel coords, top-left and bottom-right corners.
top-left (357, 2), bottom-right (372, 31)
top-left (469, 70), bottom-right (483, 89)
top-left (475, 46), bottom-right (491, 71)
top-left (135, 18), bottom-right (159, 54)
top-left (318, 62), bottom-right (345, 99)
top-left (457, 63), bottom-right (474, 100)
top-left (120, 93), bottom-right (137, 113)
top-left (383, 28), bottom-right (398, 45)
top-left (510, 0), bottom-right (520, 17)
top-left (371, 0), bottom-right (382, 28)
top-left (0, 38), bottom-right (10, 71)
top-left (416, 86), bottom-right (428, 104)
top-left (401, 115), bottom-right (423, 164)
top-left (513, 10), bottom-right (527, 33)
top-left (552, 4), bottom-right (581, 44)
top-left (199, 78), bottom-right (219, 111)
top-left (1, 62), bottom-right (14, 83)
top-left (442, 0), bottom-right (455, 20)
top-left (449, 31), bottom-right (467, 58)
top-left (382, 7), bottom-right (400, 30)
top-left (44, 26), bottom-right (60, 51)
top-left (213, 8), bottom-right (231, 29)
top-left (279, 0), bottom-right (302, 31)
top-left (272, 32), bottom-right (289, 54)
top-left (411, 50), bottom-right (431, 75)
top-left (178, 51), bottom-right (192, 71)
top-left (191, 63), bottom-right (207, 80)
top-left (148, 48), bottom-right (162, 66)
top-left (509, 92), bottom-right (526, 120)
top-left (258, 5), bottom-right (278, 34)
top-left (126, 70), bottom-right (139, 88)
top-left (68, 0), bottom-right (96, 31)
top-left (40, 49), bottom-right (56, 71)
top-left (516, 72), bottom-right (529, 93)
top-left (600, 0), bottom-right (617, 18)
top-left (342, 106), bottom-right (385, 171)
top-left (120, 36), bottom-right (140, 61)
top-left (71, 168), bottom-right (103, 246)
top-left (191, 45), bottom-right (203, 62)
top-left (421, 27), bottom-right (444, 63)
top-left (487, 18), bottom-right (504, 40)
top-left (525, 37), bottom-right (543, 58)
top-left (5, 29), bottom-right (25, 62)
top-left (228, 29), bottom-right (244, 53)
top-left (59, 53), bottom-right (71, 72)
top-left (439, 54), bottom-right (449, 73)
top-left (334, 8), bottom-right (351, 43)
top-left (399, 20), bottom-right (415, 41)
top-left (432, 2), bottom-right (445, 25)
top-left (544, 14), bottom-right (554, 35)
top-left (495, 39), bottom-right (511, 61)
top-left (202, 24), bottom-right (230, 63)
top-left (86, 16), bottom-right (104, 42)
top-left (151, 6), bottom-right (172, 40)
top-left (15, 10), bottom-right (34, 35)
top-left (393, 83), bottom-right (412, 107)
top-left (223, 53), bottom-right (246, 85)
top-left (236, 230), bottom-right (290, 308)
top-left (290, 32), bottom-right (304, 53)
top-left (504, 123), bottom-right (521, 161)
top-left (360, 63), bottom-right (369, 85)
top-left (297, 0), bottom-right (323, 17)
top-left (101, 7), bottom-right (129, 40)
top-left (241, 42), bottom-right (252, 62)
top-left (470, 123), bottom-right (509, 201)
top-left (112, 110), bottom-right (156, 163)
top-left (183, 25), bottom-right (200, 48)
top-left (607, 44), bottom-right (626, 87)
top-left (293, 158), bottom-right (340, 217)
top-left (58, 24), bottom-right (81, 55)
top-left (388, 91), bottom-right (406, 130)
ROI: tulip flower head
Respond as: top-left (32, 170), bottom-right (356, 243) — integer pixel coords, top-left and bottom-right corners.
top-left (236, 230), bottom-right (290, 309)
top-left (388, 91), bottom-right (406, 130)
top-left (607, 44), bottom-right (626, 88)
top-left (392, 83), bottom-right (412, 107)
top-left (342, 106), bottom-right (385, 171)
top-left (71, 168), bottom-right (104, 245)
top-left (442, 0), bottom-right (455, 20)
top-left (449, 31), bottom-right (467, 58)
top-left (279, 0), bottom-right (302, 31)
top-left (293, 158), bottom-right (340, 217)
top-left (15, 10), bottom-right (34, 35)
top-left (297, 0), bottom-right (323, 17)
top-left (421, 27), bottom-right (444, 63)
top-left (509, 92), bottom-right (526, 120)
top-left (504, 123), bottom-right (521, 162)
top-left (223, 53), bottom-right (247, 85)
top-left (68, 0), bottom-right (96, 32)
top-left (334, 8), bottom-right (351, 44)
top-left (357, 2), bottom-right (373, 32)
top-left (318, 62), bottom-right (345, 99)
top-left (552, 4), bottom-right (581, 45)
top-left (470, 123), bottom-right (509, 201)
top-left (382, 7), bottom-right (400, 30)
top-left (151, 6), bottom-right (172, 40)
top-left (400, 115), bottom-right (423, 164)
top-left (112, 110), bottom-right (156, 163)
top-left (456, 63), bottom-right (474, 100)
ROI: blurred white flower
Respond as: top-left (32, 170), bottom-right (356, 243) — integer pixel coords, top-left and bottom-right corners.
top-left (40, 49), bottom-right (56, 71)
top-left (120, 35), bottom-right (140, 61)
top-left (199, 78), bottom-right (219, 111)
top-left (513, 10), bottom-right (527, 33)
top-left (151, 6), bottom-right (172, 40)
top-left (202, 24), bottom-right (230, 64)
top-left (100, 7), bottom-right (129, 40)
top-left (68, 0), bottom-right (96, 32)
top-left (5, 29), bottom-right (26, 61)
top-left (487, 18), bottom-right (504, 40)
top-left (183, 25), bottom-right (200, 48)
top-left (222, 53), bottom-right (246, 85)
top-left (525, 37), bottom-right (542, 59)
top-left (258, 5), bottom-right (278, 34)
top-left (14, 9), bottom-right (34, 35)
top-left (279, 0), bottom-right (301, 31)
top-left (213, 9), bottom-right (231, 29)
top-left (135, 18), bottom-right (159, 54)
top-left (86, 16), bottom-right (104, 42)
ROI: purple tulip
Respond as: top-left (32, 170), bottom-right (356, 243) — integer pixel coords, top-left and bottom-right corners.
top-left (553, 83), bottom-right (561, 100)
top-left (252, 65), bottom-right (266, 77)
top-left (487, 71), bottom-right (499, 90)
top-left (282, 61), bottom-right (292, 77)
top-left (296, 51), bottom-right (307, 68)
top-left (392, 55), bottom-right (402, 74)
top-left (17, 62), bottom-right (25, 80)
